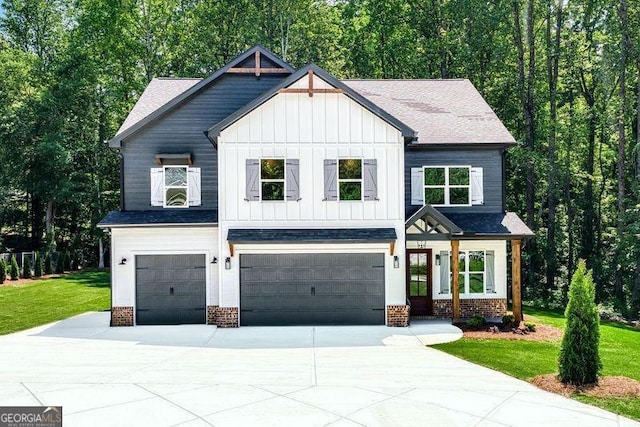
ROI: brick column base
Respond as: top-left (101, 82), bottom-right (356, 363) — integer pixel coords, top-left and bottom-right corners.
top-left (386, 305), bottom-right (410, 327)
top-left (111, 307), bottom-right (134, 326)
top-left (207, 306), bottom-right (239, 328)
top-left (432, 299), bottom-right (507, 319)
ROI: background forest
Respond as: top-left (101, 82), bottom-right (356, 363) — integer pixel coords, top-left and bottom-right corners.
top-left (0, 0), bottom-right (639, 317)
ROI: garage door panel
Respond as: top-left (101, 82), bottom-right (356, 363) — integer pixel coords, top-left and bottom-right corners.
top-left (240, 253), bottom-right (384, 326)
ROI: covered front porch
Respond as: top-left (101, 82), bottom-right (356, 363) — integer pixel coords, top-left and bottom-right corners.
top-left (405, 205), bottom-right (533, 323)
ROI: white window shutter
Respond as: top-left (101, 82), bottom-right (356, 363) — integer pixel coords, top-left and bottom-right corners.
top-left (471, 167), bottom-right (484, 205)
top-left (245, 159), bottom-right (260, 201)
top-left (323, 159), bottom-right (338, 201)
top-left (150, 168), bottom-right (163, 206)
top-left (286, 159), bottom-right (300, 201)
top-left (411, 167), bottom-right (424, 205)
top-left (188, 167), bottom-right (201, 206)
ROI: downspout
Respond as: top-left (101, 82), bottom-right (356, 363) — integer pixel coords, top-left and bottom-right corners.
top-left (106, 144), bottom-right (123, 327)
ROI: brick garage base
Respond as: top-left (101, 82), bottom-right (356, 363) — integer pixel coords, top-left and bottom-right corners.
top-left (387, 305), bottom-right (410, 327)
top-left (207, 305), bottom-right (239, 328)
top-left (111, 306), bottom-right (134, 326)
top-left (432, 299), bottom-right (507, 319)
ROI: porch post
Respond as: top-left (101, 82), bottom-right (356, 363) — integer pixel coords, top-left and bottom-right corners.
top-left (451, 239), bottom-right (460, 323)
top-left (511, 239), bottom-right (522, 323)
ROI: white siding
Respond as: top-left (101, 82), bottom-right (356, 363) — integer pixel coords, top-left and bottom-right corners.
top-left (110, 227), bottom-right (219, 311)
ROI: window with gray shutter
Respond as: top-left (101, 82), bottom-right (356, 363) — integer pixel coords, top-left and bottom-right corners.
top-left (363, 159), bottom-right (378, 201)
top-left (439, 251), bottom-right (450, 294)
top-left (411, 167), bottom-right (424, 205)
top-left (245, 159), bottom-right (260, 201)
top-left (188, 167), bottom-right (201, 206)
top-left (323, 159), bottom-right (337, 201)
top-left (486, 250), bottom-right (495, 293)
top-left (150, 168), bottom-right (163, 206)
top-left (285, 159), bottom-right (300, 201)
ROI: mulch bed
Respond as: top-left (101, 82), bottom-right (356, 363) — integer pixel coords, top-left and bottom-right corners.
top-left (0, 274), bottom-right (65, 287)
top-left (531, 374), bottom-right (640, 398)
top-left (457, 321), bottom-right (563, 342)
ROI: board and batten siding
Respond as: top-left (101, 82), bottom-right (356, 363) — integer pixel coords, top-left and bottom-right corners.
top-left (110, 227), bottom-right (219, 311)
top-left (120, 73), bottom-right (287, 211)
top-left (404, 148), bottom-right (504, 218)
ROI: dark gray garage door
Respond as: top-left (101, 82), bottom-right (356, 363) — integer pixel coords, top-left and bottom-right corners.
top-left (240, 253), bottom-right (385, 326)
top-left (135, 254), bottom-right (206, 325)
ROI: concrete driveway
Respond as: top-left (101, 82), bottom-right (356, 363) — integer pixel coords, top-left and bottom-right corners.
top-left (0, 312), bottom-right (635, 427)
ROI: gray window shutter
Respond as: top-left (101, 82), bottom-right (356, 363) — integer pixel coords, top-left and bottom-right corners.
top-left (471, 167), bottom-right (484, 205)
top-left (323, 159), bottom-right (337, 201)
top-left (486, 250), bottom-right (495, 293)
top-left (188, 167), bottom-right (201, 206)
top-left (150, 168), bottom-right (163, 206)
top-left (411, 167), bottom-right (424, 205)
top-left (245, 159), bottom-right (260, 201)
top-left (439, 251), bottom-right (450, 294)
top-left (286, 159), bottom-right (300, 201)
top-left (363, 159), bottom-right (378, 201)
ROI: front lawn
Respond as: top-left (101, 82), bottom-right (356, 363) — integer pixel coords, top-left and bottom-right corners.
top-left (432, 306), bottom-right (640, 420)
top-left (0, 270), bottom-right (110, 335)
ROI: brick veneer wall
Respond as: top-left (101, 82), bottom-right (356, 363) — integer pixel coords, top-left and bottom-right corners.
top-left (213, 306), bottom-right (239, 328)
top-left (387, 305), bottom-right (410, 327)
top-left (206, 305), bottom-right (217, 324)
top-left (111, 306), bottom-right (134, 326)
top-left (432, 299), bottom-right (507, 318)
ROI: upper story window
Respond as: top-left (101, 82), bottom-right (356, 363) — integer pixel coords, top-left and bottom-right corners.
top-left (338, 159), bottom-right (362, 201)
top-left (150, 166), bottom-right (201, 208)
top-left (411, 166), bottom-right (483, 207)
top-left (246, 158), bottom-right (300, 202)
top-left (323, 158), bottom-right (378, 202)
top-left (164, 166), bottom-right (189, 207)
top-left (261, 159), bottom-right (285, 201)
top-left (424, 166), bottom-right (470, 206)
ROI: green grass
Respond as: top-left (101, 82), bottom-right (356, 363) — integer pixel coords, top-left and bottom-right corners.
top-left (0, 270), bottom-right (110, 335)
top-left (432, 305), bottom-right (640, 420)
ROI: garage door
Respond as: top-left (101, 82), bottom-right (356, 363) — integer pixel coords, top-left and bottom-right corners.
top-left (240, 253), bottom-right (385, 326)
top-left (135, 254), bottom-right (206, 325)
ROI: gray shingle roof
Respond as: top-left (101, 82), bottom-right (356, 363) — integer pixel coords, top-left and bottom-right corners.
top-left (227, 228), bottom-right (397, 243)
top-left (442, 212), bottom-right (533, 238)
top-left (344, 79), bottom-right (516, 145)
top-left (116, 78), bottom-right (201, 137)
top-left (97, 210), bottom-right (217, 227)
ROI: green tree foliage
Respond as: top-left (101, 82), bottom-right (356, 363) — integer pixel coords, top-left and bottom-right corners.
top-left (34, 252), bottom-right (43, 277)
top-left (0, 259), bottom-right (6, 284)
top-left (22, 255), bottom-right (32, 279)
top-left (9, 255), bottom-right (19, 281)
top-left (63, 251), bottom-right (71, 271)
top-left (55, 253), bottom-right (64, 274)
top-left (44, 253), bottom-right (52, 275)
top-left (559, 260), bottom-right (601, 385)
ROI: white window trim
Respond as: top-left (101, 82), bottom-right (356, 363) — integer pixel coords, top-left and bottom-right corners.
top-left (260, 158), bottom-right (286, 202)
top-left (338, 158), bottom-right (363, 202)
top-left (423, 166), bottom-right (471, 207)
top-left (444, 250), bottom-right (488, 296)
top-left (163, 166), bottom-right (189, 209)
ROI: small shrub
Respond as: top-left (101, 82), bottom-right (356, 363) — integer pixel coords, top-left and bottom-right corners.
top-left (34, 253), bottom-right (43, 277)
top-left (9, 255), bottom-right (19, 281)
top-left (524, 321), bottom-right (536, 332)
top-left (55, 253), bottom-right (65, 274)
top-left (502, 314), bottom-right (516, 328)
top-left (22, 255), bottom-right (32, 279)
top-left (558, 260), bottom-right (601, 386)
top-left (0, 259), bottom-right (6, 284)
top-left (63, 251), bottom-right (71, 271)
top-left (467, 314), bottom-right (486, 330)
top-left (44, 253), bottom-right (52, 275)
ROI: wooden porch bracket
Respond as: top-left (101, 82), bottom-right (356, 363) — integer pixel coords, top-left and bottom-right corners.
top-left (228, 243), bottom-right (234, 257)
top-left (389, 241), bottom-right (395, 256)
top-left (512, 239), bottom-right (522, 323)
top-left (451, 240), bottom-right (460, 323)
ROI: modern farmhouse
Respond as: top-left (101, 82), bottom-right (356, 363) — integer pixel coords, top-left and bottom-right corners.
top-left (98, 45), bottom-right (533, 327)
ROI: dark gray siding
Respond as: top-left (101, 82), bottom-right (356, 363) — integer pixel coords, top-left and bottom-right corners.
top-left (405, 148), bottom-right (504, 218)
top-left (121, 74), bottom-right (286, 211)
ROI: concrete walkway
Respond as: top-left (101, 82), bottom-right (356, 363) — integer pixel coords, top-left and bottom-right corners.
top-left (0, 312), bottom-right (635, 427)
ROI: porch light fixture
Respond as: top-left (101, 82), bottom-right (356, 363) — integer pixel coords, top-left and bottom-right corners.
top-left (435, 254), bottom-right (440, 266)
top-left (211, 257), bottom-right (218, 264)
top-left (393, 256), bottom-right (399, 268)
top-left (119, 257), bottom-right (127, 265)
top-left (225, 257), bottom-right (231, 270)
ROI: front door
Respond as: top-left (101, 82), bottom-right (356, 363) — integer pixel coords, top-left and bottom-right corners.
top-left (406, 249), bottom-right (432, 316)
